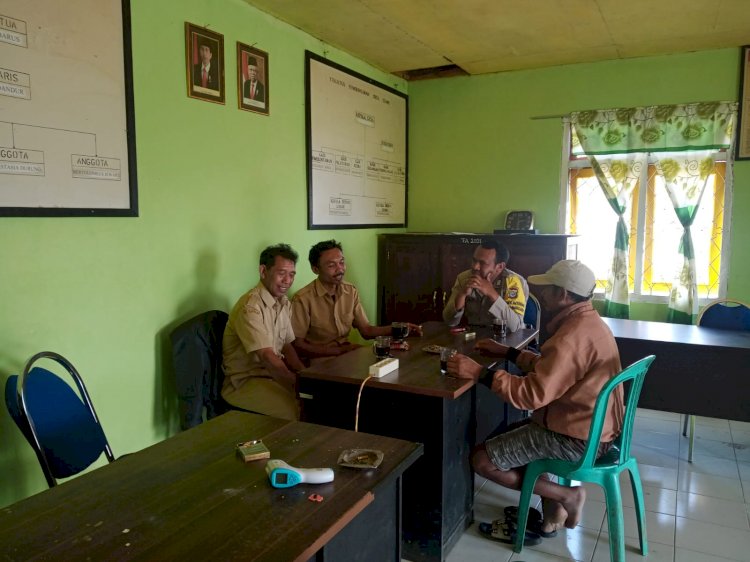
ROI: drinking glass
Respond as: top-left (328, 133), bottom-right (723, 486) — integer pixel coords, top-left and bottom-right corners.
top-left (492, 319), bottom-right (507, 341)
top-left (391, 322), bottom-right (409, 342)
top-left (373, 336), bottom-right (392, 359)
top-left (440, 347), bottom-right (457, 374)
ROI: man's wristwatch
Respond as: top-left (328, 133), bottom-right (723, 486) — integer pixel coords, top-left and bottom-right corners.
top-left (505, 347), bottom-right (521, 364)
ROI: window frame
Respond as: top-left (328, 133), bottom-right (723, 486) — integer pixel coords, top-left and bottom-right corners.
top-left (559, 121), bottom-right (734, 305)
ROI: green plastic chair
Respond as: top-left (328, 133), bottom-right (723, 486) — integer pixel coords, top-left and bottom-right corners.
top-left (513, 355), bottom-right (656, 562)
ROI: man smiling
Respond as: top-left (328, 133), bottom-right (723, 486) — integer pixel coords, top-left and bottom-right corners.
top-left (292, 239), bottom-right (420, 359)
top-left (222, 243), bottom-right (305, 420)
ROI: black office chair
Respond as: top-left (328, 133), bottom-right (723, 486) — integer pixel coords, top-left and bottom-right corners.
top-left (4, 351), bottom-right (116, 488)
top-left (170, 310), bottom-right (231, 430)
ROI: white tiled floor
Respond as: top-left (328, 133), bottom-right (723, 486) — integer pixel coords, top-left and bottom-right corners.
top-left (438, 409), bottom-right (750, 562)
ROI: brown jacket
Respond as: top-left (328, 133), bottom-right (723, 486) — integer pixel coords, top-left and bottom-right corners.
top-left (493, 301), bottom-right (623, 442)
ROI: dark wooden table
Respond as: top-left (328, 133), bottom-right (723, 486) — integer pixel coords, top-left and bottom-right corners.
top-left (298, 321), bottom-right (538, 562)
top-left (602, 317), bottom-right (750, 421)
top-left (0, 411), bottom-right (422, 562)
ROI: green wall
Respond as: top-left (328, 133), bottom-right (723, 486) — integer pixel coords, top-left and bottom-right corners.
top-left (2, 0), bottom-right (748, 509)
top-left (408, 48), bottom-right (750, 304)
top-left (0, 0), bottom-right (406, 507)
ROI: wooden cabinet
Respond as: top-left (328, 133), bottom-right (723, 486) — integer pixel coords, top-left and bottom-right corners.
top-left (378, 233), bottom-right (577, 324)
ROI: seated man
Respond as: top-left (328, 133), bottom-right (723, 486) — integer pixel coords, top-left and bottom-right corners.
top-left (222, 243), bottom-right (305, 420)
top-left (442, 239), bottom-right (528, 332)
top-left (292, 239), bottom-right (421, 359)
top-left (448, 260), bottom-right (622, 542)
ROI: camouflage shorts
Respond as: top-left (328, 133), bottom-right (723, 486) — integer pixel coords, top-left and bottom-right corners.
top-left (485, 420), bottom-right (609, 471)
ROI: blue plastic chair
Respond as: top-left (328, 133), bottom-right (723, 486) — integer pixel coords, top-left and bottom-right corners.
top-left (4, 351), bottom-right (115, 487)
top-left (513, 355), bottom-right (656, 562)
top-left (681, 299), bottom-right (750, 461)
top-left (523, 292), bottom-right (540, 331)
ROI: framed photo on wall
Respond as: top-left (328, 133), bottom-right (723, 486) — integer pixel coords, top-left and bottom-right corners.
top-left (237, 42), bottom-right (269, 115)
top-left (737, 45), bottom-right (750, 160)
top-left (185, 22), bottom-right (225, 104)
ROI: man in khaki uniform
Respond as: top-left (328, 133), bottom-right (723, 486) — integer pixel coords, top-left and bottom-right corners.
top-left (443, 239), bottom-right (528, 331)
top-left (292, 239), bottom-right (420, 359)
top-left (222, 243), bottom-right (305, 420)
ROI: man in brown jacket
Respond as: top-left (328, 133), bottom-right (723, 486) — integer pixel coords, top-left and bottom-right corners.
top-left (449, 260), bottom-right (622, 543)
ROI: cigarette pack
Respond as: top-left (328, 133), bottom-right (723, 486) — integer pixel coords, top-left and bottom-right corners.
top-left (237, 440), bottom-right (270, 462)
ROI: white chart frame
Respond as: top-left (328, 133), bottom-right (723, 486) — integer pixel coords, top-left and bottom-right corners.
top-left (0, 0), bottom-right (137, 217)
top-left (305, 51), bottom-right (407, 229)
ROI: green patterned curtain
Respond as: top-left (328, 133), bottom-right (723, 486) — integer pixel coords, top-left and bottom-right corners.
top-left (654, 151), bottom-right (716, 324)
top-left (570, 101), bottom-right (735, 322)
top-left (587, 154), bottom-right (644, 318)
top-left (571, 102), bottom-right (736, 155)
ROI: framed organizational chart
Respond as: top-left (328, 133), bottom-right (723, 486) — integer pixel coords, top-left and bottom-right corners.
top-left (0, 0), bottom-right (137, 217)
top-left (305, 51), bottom-right (407, 229)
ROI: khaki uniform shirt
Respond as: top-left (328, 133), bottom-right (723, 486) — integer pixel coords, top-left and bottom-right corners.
top-left (291, 279), bottom-right (369, 345)
top-left (494, 301), bottom-right (624, 442)
top-left (443, 268), bottom-right (529, 331)
top-left (222, 283), bottom-right (294, 392)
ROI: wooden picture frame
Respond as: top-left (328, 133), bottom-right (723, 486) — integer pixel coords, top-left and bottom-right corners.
top-left (237, 43), bottom-right (269, 115)
top-left (736, 45), bottom-right (750, 160)
top-left (305, 51), bottom-right (408, 229)
top-left (0, 0), bottom-right (138, 217)
top-left (185, 23), bottom-right (225, 104)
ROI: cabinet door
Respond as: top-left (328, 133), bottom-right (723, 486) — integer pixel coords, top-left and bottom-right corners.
top-left (438, 241), bottom-right (475, 312)
top-left (379, 239), bottom-right (442, 324)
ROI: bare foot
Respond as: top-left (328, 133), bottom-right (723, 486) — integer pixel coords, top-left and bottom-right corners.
top-left (541, 498), bottom-right (567, 534)
top-left (560, 486), bottom-right (586, 529)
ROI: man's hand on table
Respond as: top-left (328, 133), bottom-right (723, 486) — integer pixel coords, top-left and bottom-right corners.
top-left (474, 338), bottom-right (510, 357)
top-left (446, 353), bottom-right (484, 381)
top-left (407, 322), bottom-right (423, 337)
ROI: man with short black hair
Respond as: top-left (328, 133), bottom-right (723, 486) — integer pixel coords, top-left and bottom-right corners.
top-left (222, 243), bottom-right (304, 420)
top-left (291, 239), bottom-right (420, 359)
top-left (193, 39), bottom-right (218, 90)
top-left (448, 260), bottom-right (622, 543)
top-left (443, 239), bottom-right (528, 331)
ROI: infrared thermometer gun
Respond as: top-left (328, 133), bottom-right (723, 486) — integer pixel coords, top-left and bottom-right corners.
top-left (265, 459), bottom-right (335, 489)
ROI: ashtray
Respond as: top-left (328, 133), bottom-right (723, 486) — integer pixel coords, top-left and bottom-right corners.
top-left (338, 448), bottom-right (384, 469)
top-left (422, 344), bottom-right (444, 354)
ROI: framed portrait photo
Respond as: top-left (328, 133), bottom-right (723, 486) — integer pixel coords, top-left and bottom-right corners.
top-left (185, 22), bottom-right (225, 104)
top-left (237, 43), bottom-right (269, 115)
top-left (736, 45), bottom-right (750, 160)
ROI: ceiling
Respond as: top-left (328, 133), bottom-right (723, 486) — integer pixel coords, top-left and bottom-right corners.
top-left (244, 0), bottom-right (750, 79)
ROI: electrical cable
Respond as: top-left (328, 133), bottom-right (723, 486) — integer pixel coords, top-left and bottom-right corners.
top-left (354, 375), bottom-right (374, 432)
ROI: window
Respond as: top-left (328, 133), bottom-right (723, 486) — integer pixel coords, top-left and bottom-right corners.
top-left (562, 122), bottom-right (731, 302)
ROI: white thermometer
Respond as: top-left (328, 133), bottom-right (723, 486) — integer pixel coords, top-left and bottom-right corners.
top-left (265, 459), bottom-right (334, 489)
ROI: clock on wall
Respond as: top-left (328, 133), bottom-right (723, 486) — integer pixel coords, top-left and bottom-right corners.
top-left (504, 210), bottom-right (535, 231)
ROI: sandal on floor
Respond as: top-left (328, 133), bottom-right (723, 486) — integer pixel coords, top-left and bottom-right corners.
top-left (504, 505), bottom-right (543, 527)
top-left (504, 505), bottom-right (558, 538)
top-left (478, 518), bottom-right (543, 546)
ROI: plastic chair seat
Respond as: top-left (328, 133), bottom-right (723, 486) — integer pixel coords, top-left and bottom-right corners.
top-left (513, 355), bottom-right (655, 562)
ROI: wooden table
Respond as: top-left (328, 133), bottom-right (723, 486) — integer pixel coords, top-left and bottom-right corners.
top-left (602, 318), bottom-right (750, 421)
top-left (298, 321), bottom-right (538, 562)
top-left (0, 411), bottom-right (422, 562)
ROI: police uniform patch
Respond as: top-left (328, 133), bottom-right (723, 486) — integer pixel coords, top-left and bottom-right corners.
top-left (508, 288), bottom-right (518, 299)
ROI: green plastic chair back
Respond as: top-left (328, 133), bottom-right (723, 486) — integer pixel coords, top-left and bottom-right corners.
top-left (513, 355), bottom-right (655, 562)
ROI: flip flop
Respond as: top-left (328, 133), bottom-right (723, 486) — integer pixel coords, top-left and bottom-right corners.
top-left (478, 517), bottom-right (543, 546)
top-left (504, 505), bottom-right (558, 538)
